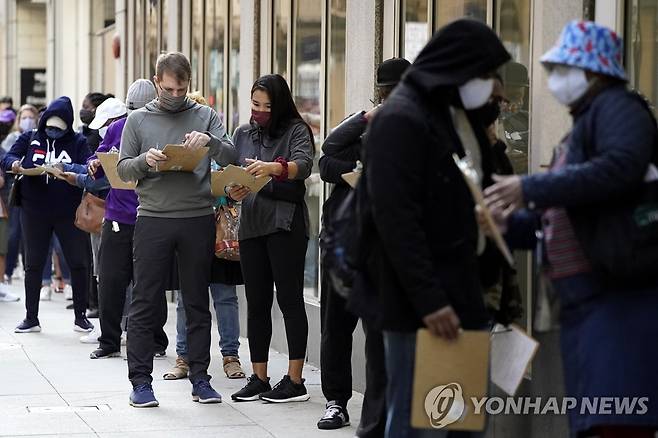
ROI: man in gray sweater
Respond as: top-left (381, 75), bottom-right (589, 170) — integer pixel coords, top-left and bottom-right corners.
top-left (118, 52), bottom-right (237, 408)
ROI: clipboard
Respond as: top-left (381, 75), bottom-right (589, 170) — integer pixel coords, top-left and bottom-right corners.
top-left (157, 144), bottom-right (208, 172)
top-left (411, 329), bottom-right (490, 431)
top-left (453, 154), bottom-right (514, 266)
top-left (210, 165), bottom-right (272, 197)
top-left (491, 324), bottom-right (539, 396)
top-left (41, 164), bottom-right (65, 179)
top-left (341, 171), bottom-right (361, 188)
top-left (97, 153), bottom-right (137, 190)
top-left (18, 167), bottom-right (46, 176)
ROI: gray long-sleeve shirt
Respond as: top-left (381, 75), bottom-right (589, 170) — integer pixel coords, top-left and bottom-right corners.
top-left (233, 121), bottom-right (314, 240)
top-left (118, 99), bottom-right (237, 218)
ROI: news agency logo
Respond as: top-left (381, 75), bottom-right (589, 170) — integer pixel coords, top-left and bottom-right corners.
top-left (424, 383), bottom-right (466, 429)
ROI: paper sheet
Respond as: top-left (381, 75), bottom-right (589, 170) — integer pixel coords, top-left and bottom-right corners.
top-left (341, 171), bottom-right (361, 188)
top-left (210, 165), bottom-right (271, 197)
top-left (490, 324), bottom-right (539, 396)
top-left (97, 153), bottom-right (137, 190)
top-left (157, 144), bottom-right (208, 172)
top-left (411, 329), bottom-right (490, 431)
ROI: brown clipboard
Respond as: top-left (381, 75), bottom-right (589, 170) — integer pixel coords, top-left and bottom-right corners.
top-left (411, 329), bottom-right (490, 431)
top-left (17, 166), bottom-right (46, 176)
top-left (157, 144), bottom-right (208, 172)
top-left (210, 165), bottom-right (271, 197)
top-left (452, 154), bottom-right (514, 266)
top-left (341, 171), bottom-right (361, 188)
top-left (96, 153), bottom-right (137, 190)
top-left (41, 164), bottom-right (65, 179)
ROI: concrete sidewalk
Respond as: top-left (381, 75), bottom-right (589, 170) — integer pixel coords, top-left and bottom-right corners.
top-left (0, 280), bottom-right (363, 437)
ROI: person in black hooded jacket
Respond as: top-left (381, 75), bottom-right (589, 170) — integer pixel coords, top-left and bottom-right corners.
top-left (317, 58), bottom-right (410, 435)
top-left (364, 19), bottom-right (510, 437)
top-left (2, 96), bottom-right (93, 334)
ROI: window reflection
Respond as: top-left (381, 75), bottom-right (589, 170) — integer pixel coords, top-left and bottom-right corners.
top-left (328, 0), bottom-right (347, 130)
top-left (161, 0), bottom-right (168, 52)
top-left (626, 0), bottom-right (658, 110)
top-left (293, 0), bottom-right (322, 297)
top-left (403, 0), bottom-right (429, 62)
top-left (134, 0), bottom-right (144, 78)
top-left (229, 0), bottom-right (241, 133)
top-left (273, 0), bottom-right (289, 79)
top-left (146, 0), bottom-right (159, 78)
top-left (434, 0), bottom-right (487, 28)
top-left (206, 0), bottom-right (227, 117)
top-left (191, 0), bottom-right (204, 92)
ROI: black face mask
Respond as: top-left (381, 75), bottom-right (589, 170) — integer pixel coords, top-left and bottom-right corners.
top-left (79, 109), bottom-right (95, 125)
top-left (469, 99), bottom-right (501, 127)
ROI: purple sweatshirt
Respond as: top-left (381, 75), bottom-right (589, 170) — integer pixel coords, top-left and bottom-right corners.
top-left (89, 117), bottom-right (138, 225)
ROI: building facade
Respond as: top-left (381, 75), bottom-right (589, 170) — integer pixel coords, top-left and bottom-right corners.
top-left (0, 0), bottom-right (656, 434)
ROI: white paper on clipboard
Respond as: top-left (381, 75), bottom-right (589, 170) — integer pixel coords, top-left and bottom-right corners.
top-left (452, 154), bottom-right (514, 266)
top-left (491, 324), bottom-right (540, 396)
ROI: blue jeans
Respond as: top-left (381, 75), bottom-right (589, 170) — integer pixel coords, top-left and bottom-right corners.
top-left (383, 331), bottom-right (485, 438)
top-left (176, 283), bottom-right (240, 359)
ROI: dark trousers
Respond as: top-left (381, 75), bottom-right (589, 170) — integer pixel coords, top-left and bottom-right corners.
top-left (240, 207), bottom-right (308, 363)
top-left (97, 221), bottom-right (168, 352)
top-left (320, 267), bottom-right (387, 437)
top-left (6, 205), bottom-right (22, 277)
top-left (127, 215), bottom-right (214, 386)
top-left (21, 209), bottom-right (90, 321)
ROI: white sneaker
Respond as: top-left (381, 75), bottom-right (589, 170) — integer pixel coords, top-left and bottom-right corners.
top-left (0, 285), bottom-right (19, 302)
top-left (79, 324), bottom-right (101, 344)
top-left (64, 285), bottom-right (73, 300)
top-left (40, 286), bottom-right (52, 301)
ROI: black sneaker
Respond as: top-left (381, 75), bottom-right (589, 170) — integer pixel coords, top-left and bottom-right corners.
top-left (14, 318), bottom-right (41, 333)
top-left (86, 308), bottom-right (99, 319)
top-left (259, 375), bottom-right (310, 403)
top-left (154, 350), bottom-right (166, 358)
top-left (317, 401), bottom-right (351, 430)
top-left (90, 348), bottom-right (121, 359)
top-left (65, 303), bottom-right (74, 310)
top-left (231, 374), bottom-right (271, 402)
top-left (74, 317), bottom-right (94, 332)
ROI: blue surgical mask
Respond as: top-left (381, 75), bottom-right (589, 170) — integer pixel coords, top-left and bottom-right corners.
top-left (19, 117), bottom-right (36, 132)
top-left (45, 127), bottom-right (66, 139)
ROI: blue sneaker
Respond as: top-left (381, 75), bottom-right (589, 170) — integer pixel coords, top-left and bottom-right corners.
top-left (192, 380), bottom-right (222, 404)
top-left (129, 383), bottom-right (159, 408)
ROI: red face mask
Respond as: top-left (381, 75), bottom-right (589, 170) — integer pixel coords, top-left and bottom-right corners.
top-left (251, 109), bottom-right (271, 127)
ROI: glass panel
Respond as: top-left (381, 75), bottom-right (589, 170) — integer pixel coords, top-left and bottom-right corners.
top-left (134, 0), bottom-right (144, 78)
top-left (403, 0), bottom-right (429, 62)
top-left (146, 0), bottom-right (159, 79)
top-left (191, 0), bottom-right (204, 92)
top-left (434, 0), bottom-right (487, 29)
top-left (228, 0), bottom-right (241, 134)
top-left (104, 0), bottom-right (116, 27)
top-left (293, 0), bottom-right (322, 298)
top-left (205, 0), bottom-right (226, 117)
top-left (273, 0), bottom-right (289, 79)
top-left (626, 0), bottom-right (658, 109)
top-left (327, 0), bottom-right (347, 130)
top-left (161, 0), bottom-right (168, 52)
top-left (495, 0), bottom-right (531, 175)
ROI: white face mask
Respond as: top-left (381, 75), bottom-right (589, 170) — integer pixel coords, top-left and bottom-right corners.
top-left (98, 126), bottom-right (108, 139)
top-left (458, 78), bottom-right (495, 110)
top-left (547, 66), bottom-right (590, 106)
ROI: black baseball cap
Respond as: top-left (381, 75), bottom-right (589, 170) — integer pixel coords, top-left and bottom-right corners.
top-left (376, 58), bottom-right (412, 87)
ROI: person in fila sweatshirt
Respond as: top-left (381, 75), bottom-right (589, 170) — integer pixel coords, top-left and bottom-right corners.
top-left (2, 96), bottom-right (94, 334)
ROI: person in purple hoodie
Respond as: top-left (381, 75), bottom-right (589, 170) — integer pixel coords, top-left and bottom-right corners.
top-left (86, 79), bottom-right (160, 359)
top-left (2, 96), bottom-right (93, 333)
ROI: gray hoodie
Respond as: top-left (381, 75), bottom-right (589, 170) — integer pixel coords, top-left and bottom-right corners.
top-left (117, 98), bottom-right (237, 218)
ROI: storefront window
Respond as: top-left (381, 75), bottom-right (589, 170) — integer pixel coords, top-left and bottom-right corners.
top-left (205, 0), bottom-right (227, 117)
top-left (626, 0), bottom-right (658, 109)
top-left (134, 0), bottom-right (144, 78)
top-left (228, 0), bottom-right (241, 133)
top-left (292, 0), bottom-right (322, 297)
top-left (146, 0), bottom-right (159, 78)
top-left (495, 0), bottom-right (531, 175)
top-left (403, 0), bottom-right (430, 62)
top-left (161, 0), bottom-right (168, 52)
top-left (273, 0), bottom-right (290, 79)
top-left (327, 0), bottom-right (347, 130)
top-left (191, 0), bottom-right (204, 93)
top-left (434, 0), bottom-right (487, 29)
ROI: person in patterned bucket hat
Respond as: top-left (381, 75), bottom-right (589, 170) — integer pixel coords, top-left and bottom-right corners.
top-left (484, 21), bottom-right (658, 438)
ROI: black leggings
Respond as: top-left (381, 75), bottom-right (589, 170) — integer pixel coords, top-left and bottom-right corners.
top-left (240, 207), bottom-right (309, 363)
top-left (22, 209), bottom-right (90, 321)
